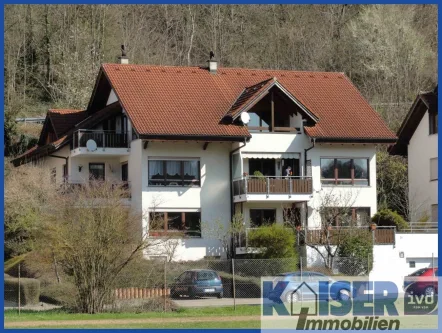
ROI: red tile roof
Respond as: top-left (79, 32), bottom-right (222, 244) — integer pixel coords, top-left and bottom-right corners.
top-left (226, 78), bottom-right (274, 117)
top-left (48, 109), bottom-right (88, 138)
top-left (102, 64), bottom-right (396, 142)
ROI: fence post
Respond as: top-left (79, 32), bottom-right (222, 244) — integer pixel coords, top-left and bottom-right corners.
top-left (232, 258), bottom-right (236, 311)
top-left (432, 253), bottom-right (434, 268)
top-left (164, 259), bottom-right (167, 312)
top-left (18, 263), bottom-right (21, 315)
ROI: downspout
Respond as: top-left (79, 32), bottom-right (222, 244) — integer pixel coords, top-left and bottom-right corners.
top-left (304, 137), bottom-right (316, 174)
top-left (48, 154), bottom-right (69, 180)
top-left (302, 138), bottom-right (315, 231)
top-left (229, 139), bottom-right (247, 258)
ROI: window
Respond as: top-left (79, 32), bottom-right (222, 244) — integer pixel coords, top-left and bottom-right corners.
top-left (430, 158), bottom-right (438, 181)
top-left (431, 204), bottom-right (438, 222)
top-left (320, 158), bottom-right (369, 186)
top-left (429, 110), bottom-right (438, 135)
top-left (149, 211), bottom-right (201, 237)
top-left (249, 158), bottom-right (275, 177)
top-left (148, 159), bottom-right (200, 186)
top-left (89, 163), bottom-right (105, 181)
top-left (121, 163), bottom-right (128, 182)
top-left (321, 207), bottom-right (371, 227)
top-left (250, 209), bottom-right (276, 227)
top-left (409, 261), bottom-right (416, 268)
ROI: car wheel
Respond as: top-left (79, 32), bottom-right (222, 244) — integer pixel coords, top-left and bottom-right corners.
top-left (217, 292), bottom-right (223, 299)
top-left (285, 291), bottom-right (299, 303)
top-left (424, 286), bottom-right (435, 297)
top-left (337, 289), bottom-right (351, 301)
top-left (170, 290), bottom-right (180, 299)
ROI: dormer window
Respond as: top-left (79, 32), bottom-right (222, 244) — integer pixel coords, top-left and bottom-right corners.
top-left (225, 78), bottom-right (318, 134)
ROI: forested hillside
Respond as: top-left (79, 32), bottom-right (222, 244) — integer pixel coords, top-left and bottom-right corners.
top-left (4, 4), bottom-right (438, 156)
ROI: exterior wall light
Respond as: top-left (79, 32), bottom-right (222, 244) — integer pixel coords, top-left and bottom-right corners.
top-left (399, 252), bottom-right (404, 258)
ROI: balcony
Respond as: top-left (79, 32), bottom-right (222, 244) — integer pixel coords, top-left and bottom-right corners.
top-left (303, 226), bottom-right (396, 245)
top-left (232, 176), bottom-right (312, 202)
top-left (60, 179), bottom-right (131, 199)
top-left (71, 130), bottom-right (130, 156)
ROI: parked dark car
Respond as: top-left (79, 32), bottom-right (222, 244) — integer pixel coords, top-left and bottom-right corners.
top-left (268, 271), bottom-right (354, 303)
top-left (170, 269), bottom-right (223, 299)
top-left (404, 267), bottom-right (438, 296)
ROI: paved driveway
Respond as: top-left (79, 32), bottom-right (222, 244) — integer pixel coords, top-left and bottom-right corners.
top-left (174, 297), bottom-right (263, 307)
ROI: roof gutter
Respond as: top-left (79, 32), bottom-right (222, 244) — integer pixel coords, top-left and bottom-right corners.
top-left (138, 134), bottom-right (251, 142)
top-left (312, 137), bottom-right (397, 144)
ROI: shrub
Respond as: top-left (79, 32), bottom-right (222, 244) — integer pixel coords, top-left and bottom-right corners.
top-left (371, 209), bottom-right (408, 231)
top-left (247, 224), bottom-right (297, 259)
top-left (337, 231), bottom-right (373, 276)
top-left (4, 277), bottom-right (40, 305)
top-left (40, 282), bottom-right (78, 309)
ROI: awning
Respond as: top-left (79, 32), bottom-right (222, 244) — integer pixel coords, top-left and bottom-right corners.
top-left (241, 152), bottom-right (301, 159)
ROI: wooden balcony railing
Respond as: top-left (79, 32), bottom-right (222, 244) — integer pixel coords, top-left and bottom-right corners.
top-left (233, 176), bottom-right (312, 196)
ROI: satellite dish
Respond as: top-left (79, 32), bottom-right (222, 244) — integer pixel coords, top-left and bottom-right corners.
top-left (86, 139), bottom-right (97, 152)
top-left (240, 112), bottom-right (250, 124)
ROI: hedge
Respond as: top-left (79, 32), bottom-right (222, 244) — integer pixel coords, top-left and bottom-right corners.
top-left (4, 277), bottom-right (40, 305)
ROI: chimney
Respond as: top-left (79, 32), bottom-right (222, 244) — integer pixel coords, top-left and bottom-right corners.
top-left (208, 50), bottom-right (217, 74)
top-left (118, 44), bottom-right (129, 65)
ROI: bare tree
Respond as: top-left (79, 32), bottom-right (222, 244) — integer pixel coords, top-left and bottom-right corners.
top-left (37, 180), bottom-right (166, 313)
top-left (302, 189), bottom-right (360, 269)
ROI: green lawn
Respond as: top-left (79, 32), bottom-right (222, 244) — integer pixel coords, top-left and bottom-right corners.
top-left (4, 305), bottom-right (261, 322)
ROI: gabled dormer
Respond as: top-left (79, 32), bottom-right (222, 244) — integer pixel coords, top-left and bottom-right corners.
top-left (222, 77), bottom-right (318, 134)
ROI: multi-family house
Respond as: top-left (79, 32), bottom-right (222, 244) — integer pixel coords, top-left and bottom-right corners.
top-left (13, 55), bottom-right (396, 261)
top-left (390, 86), bottom-right (438, 222)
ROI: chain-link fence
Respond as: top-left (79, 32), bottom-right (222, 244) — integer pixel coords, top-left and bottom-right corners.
top-left (9, 253), bottom-right (435, 313)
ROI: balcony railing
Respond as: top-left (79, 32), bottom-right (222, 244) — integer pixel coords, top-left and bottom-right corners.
top-left (236, 226), bottom-right (396, 249)
top-left (399, 222), bottom-right (438, 233)
top-left (233, 176), bottom-right (312, 196)
top-left (303, 226), bottom-right (396, 245)
top-left (60, 179), bottom-right (131, 198)
top-left (73, 130), bottom-right (128, 149)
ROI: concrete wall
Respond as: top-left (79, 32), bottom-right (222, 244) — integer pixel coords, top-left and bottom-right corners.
top-left (370, 233), bottom-right (438, 293)
top-left (40, 145), bottom-right (70, 183)
top-left (408, 110), bottom-right (438, 221)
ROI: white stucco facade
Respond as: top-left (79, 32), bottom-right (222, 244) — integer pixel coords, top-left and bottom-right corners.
top-left (408, 110), bottom-right (438, 221)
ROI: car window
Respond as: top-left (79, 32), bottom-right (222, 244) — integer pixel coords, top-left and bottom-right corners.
top-left (409, 268), bottom-right (428, 276)
top-left (197, 271), bottom-right (217, 281)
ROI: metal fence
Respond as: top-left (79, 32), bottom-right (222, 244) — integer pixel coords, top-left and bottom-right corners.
top-left (6, 254), bottom-right (438, 313)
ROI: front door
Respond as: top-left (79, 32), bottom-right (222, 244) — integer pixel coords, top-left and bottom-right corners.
top-left (121, 163), bottom-right (128, 182)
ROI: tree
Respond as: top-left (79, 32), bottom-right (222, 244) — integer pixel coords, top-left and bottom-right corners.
top-left (4, 164), bottom-right (57, 259)
top-left (372, 209), bottom-right (409, 231)
top-left (36, 180), bottom-right (166, 313)
top-left (303, 189), bottom-right (360, 269)
top-left (247, 224), bottom-right (297, 259)
top-left (205, 213), bottom-right (245, 259)
top-left (337, 230), bottom-right (373, 276)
